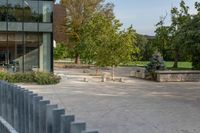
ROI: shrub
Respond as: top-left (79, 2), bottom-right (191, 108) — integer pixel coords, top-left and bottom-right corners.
top-left (145, 53), bottom-right (165, 80)
top-left (54, 43), bottom-right (69, 60)
top-left (0, 72), bottom-right (60, 85)
top-left (8, 73), bottom-right (35, 83)
top-left (34, 72), bottom-right (61, 85)
top-left (0, 71), bottom-right (8, 80)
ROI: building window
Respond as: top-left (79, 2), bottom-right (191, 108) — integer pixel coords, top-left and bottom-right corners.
top-left (0, 0), bottom-right (7, 21)
top-left (24, 0), bottom-right (39, 22)
top-left (0, 32), bottom-right (7, 69)
top-left (7, 0), bottom-right (23, 22)
top-left (8, 33), bottom-right (23, 72)
top-left (24, 33), bottom-right (39, 71)
top-left (39, 1), bottom-right (53, 23)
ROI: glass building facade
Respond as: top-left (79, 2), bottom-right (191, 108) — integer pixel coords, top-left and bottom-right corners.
top-left (0, 0), bottom-right (53, 72)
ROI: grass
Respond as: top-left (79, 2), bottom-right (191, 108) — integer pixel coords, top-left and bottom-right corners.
top-left (124, 61), bottom-right (192, 70)
top-left (55, 59), bottom-right (193, 70)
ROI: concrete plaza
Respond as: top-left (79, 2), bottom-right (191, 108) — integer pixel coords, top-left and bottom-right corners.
top-left (20, 68), bottom-right (200, 133)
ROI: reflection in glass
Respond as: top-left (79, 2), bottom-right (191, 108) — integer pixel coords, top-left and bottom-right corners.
top-left (7, 0), bottom-right (23, 21)
top-left (24, 33), bottom-right (39, 71)
top-left (0, 32), bottom-right (7, 69)
top-left (39, 1), bottom-right (53, 22)
top-left (0, 0), bottom-right (7, 21)
top-left (24, 0), bottom-right (39, 22)
top-left (8, 33), bottom-right (23, 72)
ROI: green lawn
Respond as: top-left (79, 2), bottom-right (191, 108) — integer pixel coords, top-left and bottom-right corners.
top-left (125, 61), bottom-right (192, 70)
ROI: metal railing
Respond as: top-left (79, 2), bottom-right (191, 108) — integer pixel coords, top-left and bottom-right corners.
top-left (0, 81), bottom-right (98, 133)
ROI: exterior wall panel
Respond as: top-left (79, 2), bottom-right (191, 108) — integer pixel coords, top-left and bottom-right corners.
top-left (0, 22), bottom-right (6, 31)
top-left (24, 23), bottom-right (38, 32)
top-left (8, 22), bottom-right (23, 31)
top-left (39, 23), bottom-right (53, 32)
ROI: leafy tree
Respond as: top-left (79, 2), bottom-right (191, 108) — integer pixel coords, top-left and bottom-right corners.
top-left (169, 0), bottom-right (191, 68)
top-left (61, 0), bottom-right (113, 64)
top-left (80, 13), bottom-right (137, 79)
top-left (134, 34), bottom-right (148, 61)
top-left (54, 43), bottom-right (69, 60)
top-left (154, 16), bottom-right (171, 61)
top-left (182, 2), bottom-right (200, 69)
top-left (134, 34), bottom-right (156, 61)
top-left (154, 0), bottom-right (191, 68)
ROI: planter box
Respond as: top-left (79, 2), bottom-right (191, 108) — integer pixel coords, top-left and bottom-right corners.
top-left (155, 70), bottom-right (200, 82)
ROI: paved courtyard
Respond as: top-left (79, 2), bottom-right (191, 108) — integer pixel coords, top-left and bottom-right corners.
top-left (20, 68), bottom-right (200, 133)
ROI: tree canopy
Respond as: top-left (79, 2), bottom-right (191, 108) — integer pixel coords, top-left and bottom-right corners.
top-left (154, 0), bottom-right (200, 69)
top-left (80, 13), bottom-right (137, 67)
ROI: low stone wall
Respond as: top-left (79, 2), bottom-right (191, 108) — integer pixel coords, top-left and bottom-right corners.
top-left (130, 68), bottom-right (146, 79)
top-left (155, 70), bottom-right (200, 82)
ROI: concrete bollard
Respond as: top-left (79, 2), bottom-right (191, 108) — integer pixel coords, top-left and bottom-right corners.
top-left (24, 91), bottom-right (33, 133)
top-left (101, 75), bottom-right (106, 82)
top-left (32, 96), bottom-right (43, 133)
top-left (119, 78), bottom-right (124, 83)
top-left (70, 122), bottom-right (86, 133)
top-left (46, 104), bottom-right (58, 133)
top-left (82, 131), bottom-right (99, 133)
top-left (83, 77), bottom-right (89, 82)
top-left (0, 81), bottom-right (100, 133)
top-left (52, 108), bottom-right (65, 133)
top-left (39, 100), bottom-right (50, 133)
top-left (61, 115), bottom-right (75, 133)
top-left (19, 89), bottom-right (27, 133)
top-left (28, 92), bottom-right (37, 133)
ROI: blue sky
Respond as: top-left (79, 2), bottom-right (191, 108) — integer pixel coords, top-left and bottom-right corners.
top-left (55, 0), bottom-right (197, 35)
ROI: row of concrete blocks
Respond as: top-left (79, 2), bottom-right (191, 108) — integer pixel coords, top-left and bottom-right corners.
top-left (0, 81), bottom-right (98, 133)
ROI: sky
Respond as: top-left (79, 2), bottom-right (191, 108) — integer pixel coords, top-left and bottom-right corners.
top-left (55, 0), bottom-right (197, 35)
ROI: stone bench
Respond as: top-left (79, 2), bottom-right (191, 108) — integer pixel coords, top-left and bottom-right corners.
top-left (155, 70), bottom-right (200, 82)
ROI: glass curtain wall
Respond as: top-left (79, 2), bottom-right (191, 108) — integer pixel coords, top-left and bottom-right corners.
top-left (39, 1), bottom-right (53, 23)
top-left (0, 0), bottom-right (53, 72)
top-left (24, 33), bottom-right (39, 71)
top-left (24, 0), bottom-right (39, 22)
top-left (0, 32), bottom-right (7, 71)
top-left (8, 33), bottom-right (23, 72)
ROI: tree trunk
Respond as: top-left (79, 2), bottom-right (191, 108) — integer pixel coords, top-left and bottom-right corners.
top-left (112, 65), bottom-right (115, 81)
top-left (96, 67), bottom-right (99, 76)
top-left (75, 54), bottom-right (80, 64)
top-left (173, 49), bottom-right (179, 68)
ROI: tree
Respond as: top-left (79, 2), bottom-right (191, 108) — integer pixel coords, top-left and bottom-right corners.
top-left (54, 43), bottom-right (69, 60)
top-left (154, 0), bottom-right (191, 68)
top-left (154, 16), bottom-right (171, 60)
top-left (80, 13), bottom-right (137, 79)
top-left (134, 34), bottom-right (156, 61)
top-left (182, 2), bottom-right (200, 69)
top-left (61, 0), bottom-right (113, 64)
top-left (169, 0), bottom-right (191, 68)
top-left (134, 34), bottom-right (148, 61)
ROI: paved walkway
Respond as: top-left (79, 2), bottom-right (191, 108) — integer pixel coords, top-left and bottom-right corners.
top-left (19, 69), bottom-right (200, 133)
